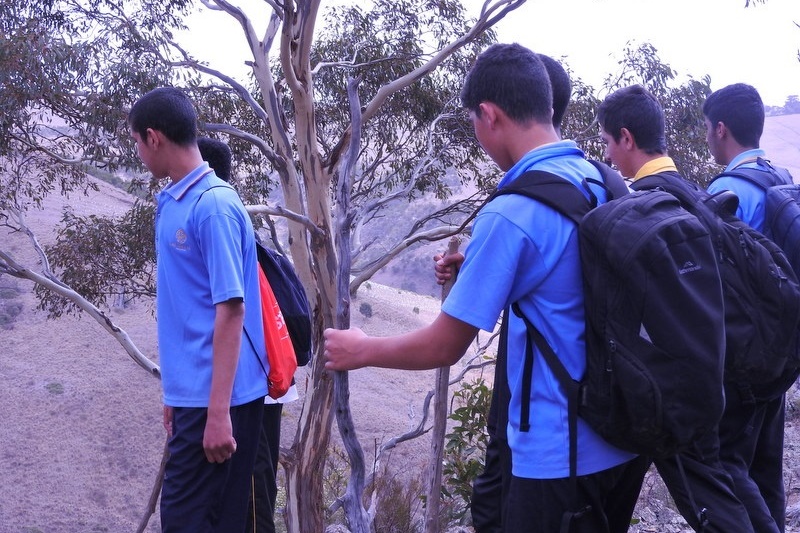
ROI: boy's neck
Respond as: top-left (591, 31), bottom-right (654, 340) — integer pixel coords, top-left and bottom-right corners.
top-left (167, 148), bottom-right (205, 184)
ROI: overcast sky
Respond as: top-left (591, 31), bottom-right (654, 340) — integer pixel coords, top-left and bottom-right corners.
top-left (183, 0), bottom-right (800, 107)
top-left (468, 0), bottom-right (800, 106)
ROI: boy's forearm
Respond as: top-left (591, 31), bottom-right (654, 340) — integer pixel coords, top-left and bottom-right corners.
top-left (208, 299), bottom-right (245, 413)
top-left (325, 312), bottom-right (478, 371)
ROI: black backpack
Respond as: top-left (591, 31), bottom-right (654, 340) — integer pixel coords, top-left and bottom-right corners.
top-left (708, 158), bottom-right (800, 277)
top-left (493, 168), bottom-right (726, 459)
top-left (634, 172), bottom-right (800, 400)
top-left (487, 160), bottom-right (628, 439)
top-left (255, 242), bottom-right (313, 367)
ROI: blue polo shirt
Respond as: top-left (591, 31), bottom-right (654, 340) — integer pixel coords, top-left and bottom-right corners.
top-left (155, 163), bottom-right (267, 408)
top-left (442, 141), bottom-right (636, 479)
top-left (707, 149), bottom-right (773, 231)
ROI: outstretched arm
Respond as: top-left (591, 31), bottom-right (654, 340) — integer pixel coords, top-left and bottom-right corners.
top-left (324, 312), bottom-right (478, 371)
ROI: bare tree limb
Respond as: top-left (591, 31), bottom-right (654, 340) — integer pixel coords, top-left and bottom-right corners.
top-left (359, 0), bottom-right (525, 124)
top-left (331, 74), bottom-right (371, 533)
top-left (136, 438), bottom-right (168, 533)
top-left (246, 203), bottom-right (323, 237)
top-left (355, 110), bottom-right (455, 219)
top-left (0, 214), bottom-right (160, 377)
top-left (424, 237), bottom-right (460, 532)
top-left (9, 132), bottom-right (84, 165)
top-left (201, 122), bottom-right (284, 168)
top-left (348, 225), bottom-right (468, 296)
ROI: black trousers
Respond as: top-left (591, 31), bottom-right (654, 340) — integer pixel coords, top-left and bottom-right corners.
top-left (161, 398), bottom-right (264, 533)
top-left (472, 314), bottom-right (511, 533)
top-left (718, 388), bottom-right (785, 533)
top-left (653, 431), bottom-right (754, 532)
top-left (471, 433), bottom-right (511, 533)
top-left (247, 402), bottom-right (283, 533)
top-left (503, 455), bottom-right (650, 533)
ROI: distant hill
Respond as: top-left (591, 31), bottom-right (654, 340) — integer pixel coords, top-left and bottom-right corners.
top-left (762, 113), bottom-right (800, 180)
top-left (371, 113), bottom-right (800, 297)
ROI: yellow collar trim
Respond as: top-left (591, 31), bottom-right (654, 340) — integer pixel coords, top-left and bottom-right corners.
top-left (633, 157), bottom-right (678, 181)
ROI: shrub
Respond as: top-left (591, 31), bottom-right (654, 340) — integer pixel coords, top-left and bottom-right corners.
top-left (371, 470), bottom-right (424, 533)
top-left (441, 378), bottom-right (492, 521)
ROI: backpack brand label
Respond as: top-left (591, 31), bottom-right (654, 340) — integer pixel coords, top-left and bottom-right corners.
top-left (679, 261), bottom-right (702, 274)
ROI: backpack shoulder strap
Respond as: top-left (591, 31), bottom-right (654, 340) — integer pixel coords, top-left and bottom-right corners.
top-left (587, 159), bottom-right (630, 200)
top-left (632, 170), bottom-right (688, 191)
top-left (511, 302), bottom-right (584, 521)
top-left (714, 168), bottom-right (773, 190)
top-left (633, 171), bottom-right (696, 201)
top-left (710, 157), bottom-right (793, 189)
top-left (492, 170), bottom-right (592, 226)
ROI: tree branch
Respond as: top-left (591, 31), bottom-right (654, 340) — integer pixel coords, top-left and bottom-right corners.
top-left (332, 74), bottom-right (371, 533)
top-left (201, 122), bottom-right (284, 168)
top-left (359, 0), bottom-right (525, 124)
top-left (9, 132), bottom-right (84, 165)
top-left (0, 212), bottom-right (159, 377)
top-left (348, 225), bottom-right (469, 296)
top-left (246, 203), bottom-right (323, 237)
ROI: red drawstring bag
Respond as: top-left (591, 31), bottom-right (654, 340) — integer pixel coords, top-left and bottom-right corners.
top-left (257, 266), bottom-right (297, 399)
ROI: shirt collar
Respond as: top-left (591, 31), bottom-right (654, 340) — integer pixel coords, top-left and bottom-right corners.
top-left (727, 149), bottom-right (766, 172)
top-left (162, 163), bottom-right (214, 201)
top-left (632, 156), bottom-right (678, 181)
top-left (501, 140), bottom-right (583, 186)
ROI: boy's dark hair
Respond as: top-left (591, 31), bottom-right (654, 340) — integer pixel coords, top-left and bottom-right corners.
top-left (198, 137), bottom-right (233, 182)
top-left (703, 83), bottom-right (764, 148)
top-left (538, 54), bottom-right (571, 129)
top-left (598, 84), bottom-right (666, 155)
top-left (461, 43), bottom-right (552, 125)
top-left (128, 87), bottom-right (198, 147)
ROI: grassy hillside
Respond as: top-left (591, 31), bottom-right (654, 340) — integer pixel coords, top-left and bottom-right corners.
top-left (762, 113), bottom-right (800, 179)
top-left (372, 113), bottom-right (800, 296)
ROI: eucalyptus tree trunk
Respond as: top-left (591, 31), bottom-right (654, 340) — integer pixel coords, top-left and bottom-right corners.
top-left (264, 0), bottom-right (343, 529)
top-left (222, 1), bottom-right (527, 530)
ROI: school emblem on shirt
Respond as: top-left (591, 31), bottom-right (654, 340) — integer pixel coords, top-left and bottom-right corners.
top-left (171, 228), bottom-right (190, 251)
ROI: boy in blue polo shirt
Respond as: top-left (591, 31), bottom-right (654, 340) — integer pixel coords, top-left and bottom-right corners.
top-left (129, 87), bottom-right (267, 533)
top-left (197, 136), bottom-right (290, 533)
top-left (324, 43), bottom-right (647, 532)
top-left (704, 83), bottom-right (793, 533)
top-left (436, 52), bottom-right (581, 533)
top-left (600, 84), bottom-right (754, 533)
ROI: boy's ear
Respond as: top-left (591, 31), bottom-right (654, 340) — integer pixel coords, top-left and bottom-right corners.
top-left (715, 121), bottom-right (729, 140)
top-left (619, 127), bottom-right (637, 150)
top-left (478, 102), bottom-right (498, 126)
top-left (146, 128), bottom-right (166, 149)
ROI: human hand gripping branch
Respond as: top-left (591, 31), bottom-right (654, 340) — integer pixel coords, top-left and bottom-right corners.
top-left (324, 249), bottom-right (478, 375)
top-left (323, 327), bottom-right (370, 371)
top-left (433, 251), bottom-right (465, 286)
